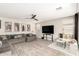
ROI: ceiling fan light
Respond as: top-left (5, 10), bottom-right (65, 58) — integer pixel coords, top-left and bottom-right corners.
top-left (56, 7), bottom-right (62, 10)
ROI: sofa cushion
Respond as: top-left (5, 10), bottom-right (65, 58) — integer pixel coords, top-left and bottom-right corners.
top-left (0, 41), bottom-right (2, 47)
top-left (0, 40), bottom-right (10, 53)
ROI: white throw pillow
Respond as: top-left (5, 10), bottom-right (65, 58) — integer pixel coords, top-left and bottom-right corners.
top-left (0, 41), bottom-right (2, 47)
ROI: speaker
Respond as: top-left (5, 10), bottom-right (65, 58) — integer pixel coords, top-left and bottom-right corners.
top-left (59, 33), bottom-right (63, 38)
top-left (41, 37), bottom-right (44, 39)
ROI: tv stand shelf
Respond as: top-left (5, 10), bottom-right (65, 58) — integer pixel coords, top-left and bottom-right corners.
top-left (42, 34), bottom-right (53, 42)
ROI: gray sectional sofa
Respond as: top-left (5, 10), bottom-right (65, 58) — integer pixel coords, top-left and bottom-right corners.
top-left (0, 33), bottom-right (37, 55)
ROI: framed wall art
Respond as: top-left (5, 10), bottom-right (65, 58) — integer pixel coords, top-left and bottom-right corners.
top-left (0, 20), bottom-right (1, 29)
top-left (27, 24), bottom-right (31, 31)
top-left (5, 22), bottom-right (12, 32)
top-left (14, 23), bottom-right (20, 31)
top-left (21, 24), bottom-right (25, 31)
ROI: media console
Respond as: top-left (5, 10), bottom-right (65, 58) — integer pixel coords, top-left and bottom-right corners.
top-left (42, 34), bottom-right (53, 42)
top-left (42, 25), bottom-right (54, 42)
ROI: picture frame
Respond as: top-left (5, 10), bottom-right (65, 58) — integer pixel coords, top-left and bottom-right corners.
top-left (0, 20), bottom-right (1, 29)
top-left (14, 23), bottom-right (20, 31)
top-left (21, 24), bottom-right (25, 31)
top-left (5, 22), bottom-right (12, 32)
top-left (27, 24), bottom-right (31, 31)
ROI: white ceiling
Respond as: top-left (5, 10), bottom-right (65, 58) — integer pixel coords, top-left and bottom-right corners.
top-left (0, 3), bottom-right (77, 22)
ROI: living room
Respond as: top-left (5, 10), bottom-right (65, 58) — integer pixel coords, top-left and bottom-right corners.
top-left (0, 3), bottom-right (79, 56)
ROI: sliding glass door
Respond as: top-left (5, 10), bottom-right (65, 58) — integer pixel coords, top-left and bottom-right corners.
top-left (78, 13), bottom-right (79, 48)
top-left (74, 13), bottom-right (79, 49)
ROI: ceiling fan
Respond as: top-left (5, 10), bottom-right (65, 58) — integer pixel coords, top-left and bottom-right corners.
top-left (25, 14), bottom-right (38, 21)
top-left (31, 14), bottom-right (38, 21)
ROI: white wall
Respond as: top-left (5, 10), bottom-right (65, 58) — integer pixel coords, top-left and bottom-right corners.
top-left (0, 16), bottom-right (75, 40)
top-left (37, 16), bottom-right (74, 40)
top-left (0, 17), bottom-right (36, 35)
top-left (35, 23), bottom-right (42, 38)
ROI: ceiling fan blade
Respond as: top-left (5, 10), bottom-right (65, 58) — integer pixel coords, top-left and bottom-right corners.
top-left (32, 14), bottom-right (36, 19)
top-left (34, 19), bottom-right (38, 21)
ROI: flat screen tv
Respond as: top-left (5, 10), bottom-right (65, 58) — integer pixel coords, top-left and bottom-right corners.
top-left (42, 25), bottom-right (54, 34)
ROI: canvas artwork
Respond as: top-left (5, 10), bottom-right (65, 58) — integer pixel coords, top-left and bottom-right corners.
top-left (0, 20), bottom-right (1, 28)
top-left (27, 24), bottom-right (31, 31)
top-left (21, 24), bottom-right (25, 31)
top-left (14, 23), bottom-right (20, 31)
top-left (5, 22), bottom-right (12, 32)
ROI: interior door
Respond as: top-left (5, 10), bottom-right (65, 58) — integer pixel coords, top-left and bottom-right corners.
top-left (35, 23), bottom-right (42, 38)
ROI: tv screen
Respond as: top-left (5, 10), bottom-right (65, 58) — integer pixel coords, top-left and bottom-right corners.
top-left (42, 25), bottom-right (54, 34)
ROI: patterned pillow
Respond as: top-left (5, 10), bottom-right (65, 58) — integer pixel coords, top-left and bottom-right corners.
top-left (63, 34), bottom-right (68, 39)
top-left (63, 34), bottom-right (73, 39)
